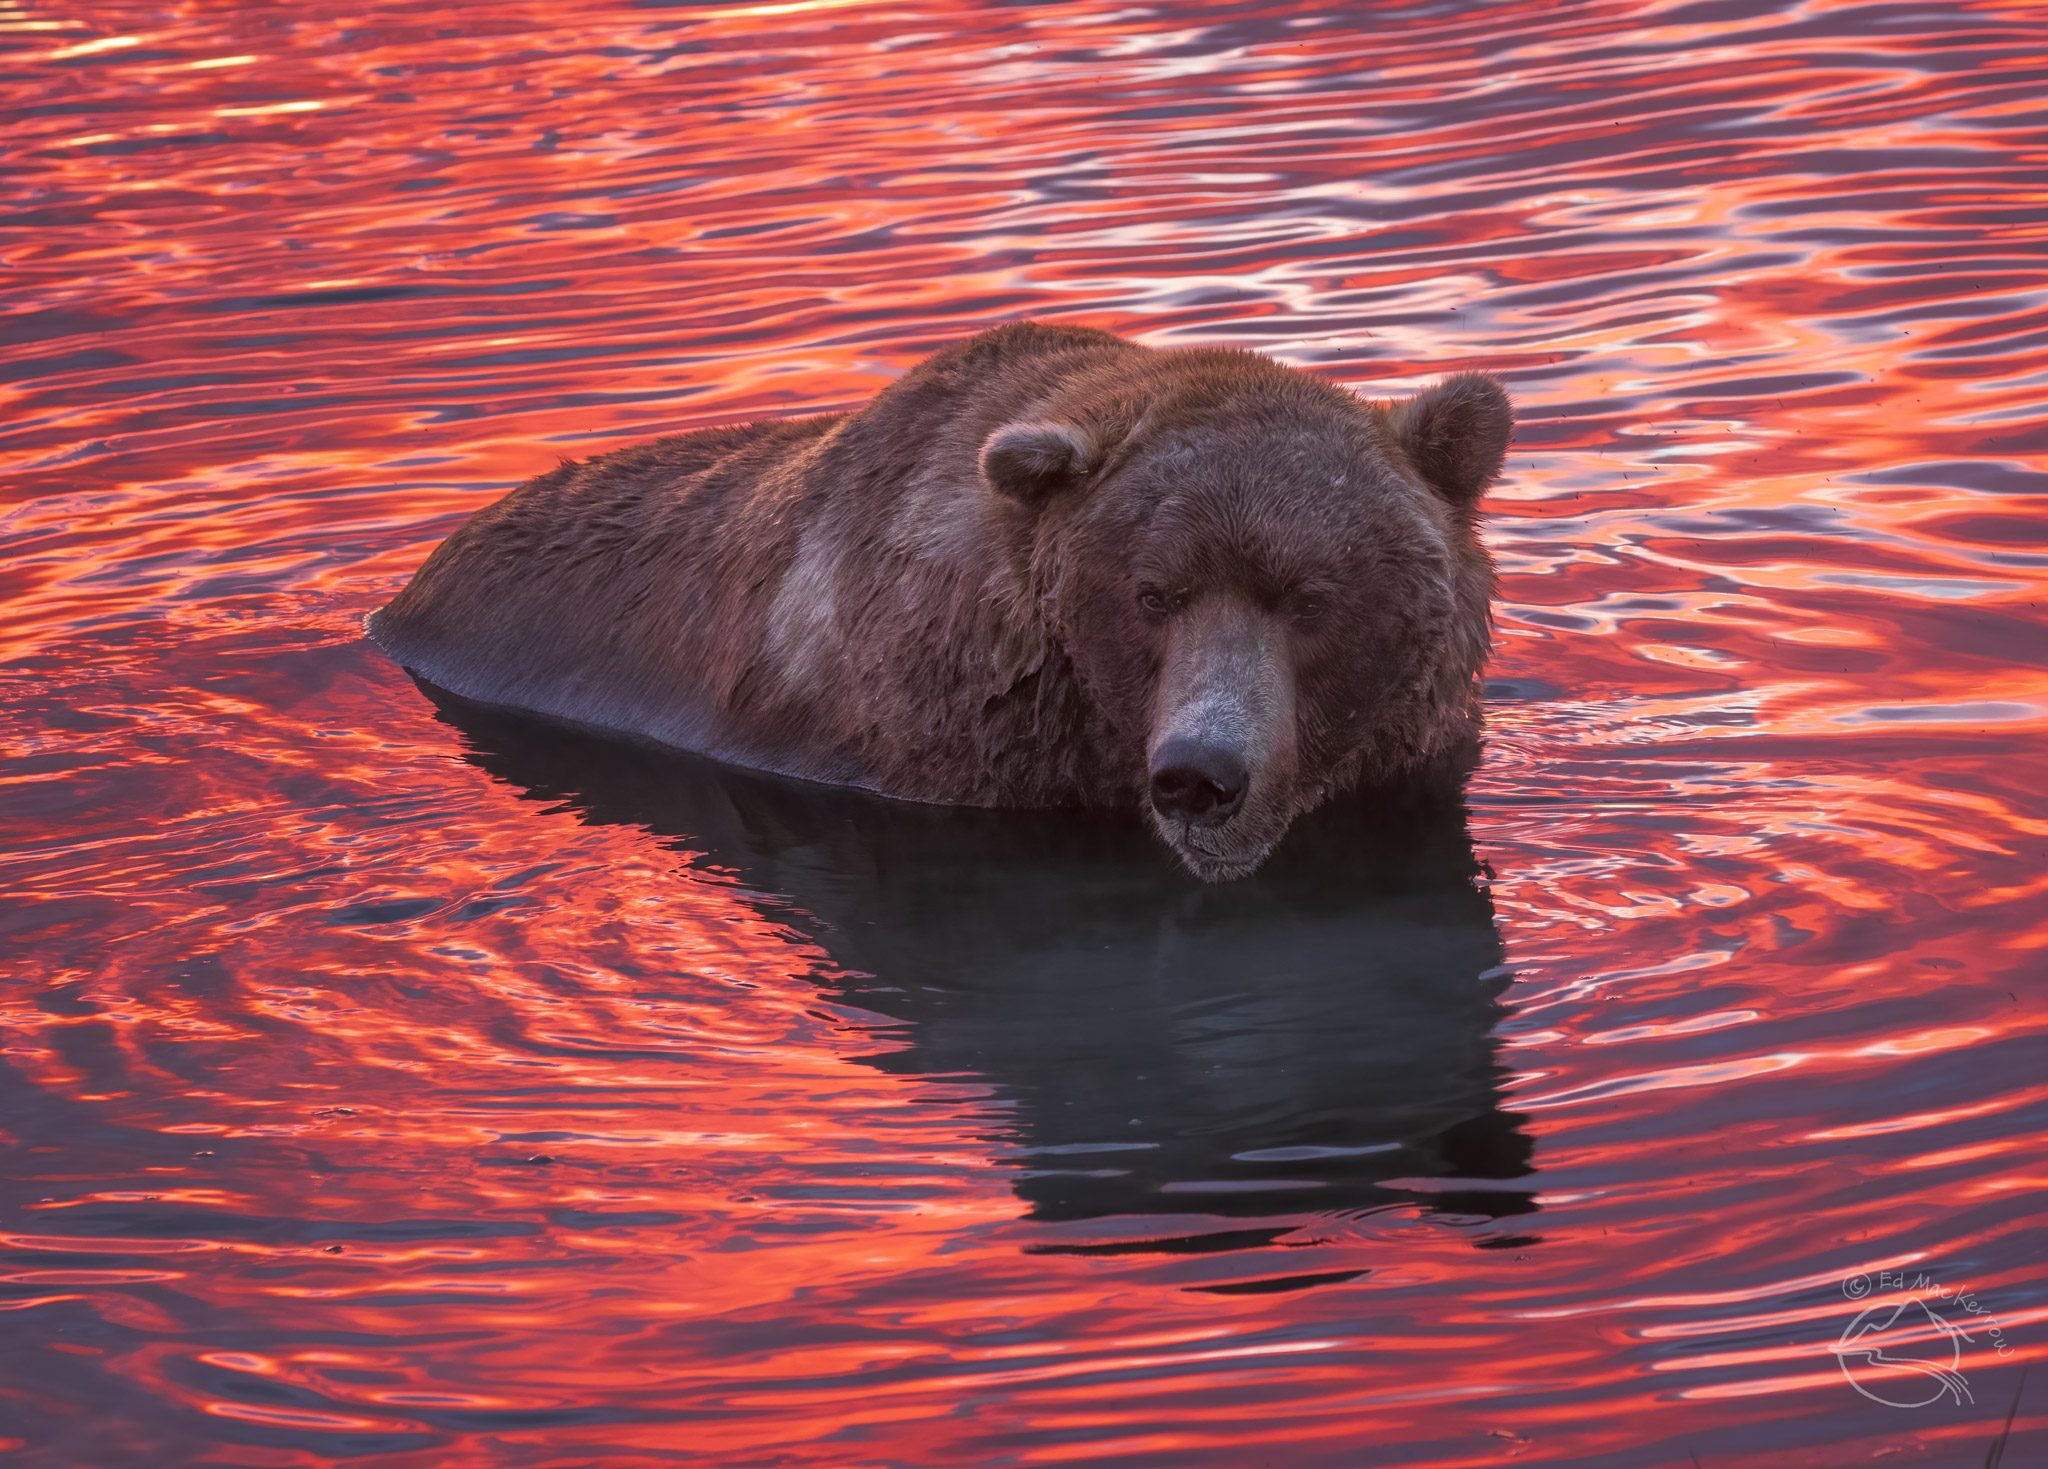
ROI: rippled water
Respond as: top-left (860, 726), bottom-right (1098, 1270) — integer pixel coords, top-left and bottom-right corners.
top-left (5, 0), bottom-right (2046, 1464)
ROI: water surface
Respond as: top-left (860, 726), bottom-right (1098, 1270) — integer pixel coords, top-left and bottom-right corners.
top-left (3, 0), bottom-right (2045, 1464)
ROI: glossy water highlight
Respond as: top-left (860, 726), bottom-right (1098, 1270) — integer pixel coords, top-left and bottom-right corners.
top-left (3, 0), bottom-right (2046, 1464)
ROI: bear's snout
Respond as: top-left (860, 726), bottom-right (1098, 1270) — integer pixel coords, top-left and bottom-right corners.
top-left (1144, 595), bottom-right (1300, 881)
top-left (1148, 736), bottom-right (1249, 826)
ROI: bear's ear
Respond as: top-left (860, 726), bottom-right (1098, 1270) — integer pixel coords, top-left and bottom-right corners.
top-left (979, 420), bottom-right (1100, 505)
top-left (1391, 372), bottom-right (1512, 509)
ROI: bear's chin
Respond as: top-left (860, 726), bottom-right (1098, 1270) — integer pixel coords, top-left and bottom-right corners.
top-left (1157, 823), bottom-right (1281, 884)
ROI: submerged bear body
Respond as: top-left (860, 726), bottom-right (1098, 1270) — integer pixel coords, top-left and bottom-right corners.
top-left (370, 323), bottom-right (1511, 879)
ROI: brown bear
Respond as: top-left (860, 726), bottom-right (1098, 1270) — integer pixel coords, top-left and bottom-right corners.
top-left (369, 322), bottom-right (1511, 881)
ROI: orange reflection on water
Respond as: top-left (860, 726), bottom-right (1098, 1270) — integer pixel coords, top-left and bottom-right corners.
top-left (4, 0), bottom-right (2047, 1463)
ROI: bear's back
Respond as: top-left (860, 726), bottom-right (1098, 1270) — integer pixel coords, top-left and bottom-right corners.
top-left (369, 412), bottom-right (841, 750)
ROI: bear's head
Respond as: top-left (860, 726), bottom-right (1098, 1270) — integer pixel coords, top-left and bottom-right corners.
top-left (980, 351), bottom-right (1510, 881)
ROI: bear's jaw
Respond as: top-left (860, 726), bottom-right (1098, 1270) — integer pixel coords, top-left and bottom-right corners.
top-left (1155, 815), bottom-right (1283, 883)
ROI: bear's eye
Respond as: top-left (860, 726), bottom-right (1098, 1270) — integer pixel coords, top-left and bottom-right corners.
top-left (1137, 586), bottom-right (1181, 616)
top-left (1290, 591), bottom-right (1327, 625)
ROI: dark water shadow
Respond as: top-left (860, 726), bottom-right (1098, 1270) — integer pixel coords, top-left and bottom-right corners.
top-left (423, 683), bottom-right (1539, 1246)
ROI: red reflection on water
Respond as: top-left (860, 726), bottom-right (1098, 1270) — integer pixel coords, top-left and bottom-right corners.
top-left (3, 0), bottom-right (2046, 1464)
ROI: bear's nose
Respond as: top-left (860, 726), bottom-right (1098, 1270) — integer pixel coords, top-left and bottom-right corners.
top-left (1149, 738), bottom-right (1249, 825)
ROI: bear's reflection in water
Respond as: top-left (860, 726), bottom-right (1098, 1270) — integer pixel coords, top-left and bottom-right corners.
top-left (427, 687), bottom-right (1538, 1247)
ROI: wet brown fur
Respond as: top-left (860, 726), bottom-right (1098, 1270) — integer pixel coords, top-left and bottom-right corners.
top-left (370, 323), bottom-right (1510, 860)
